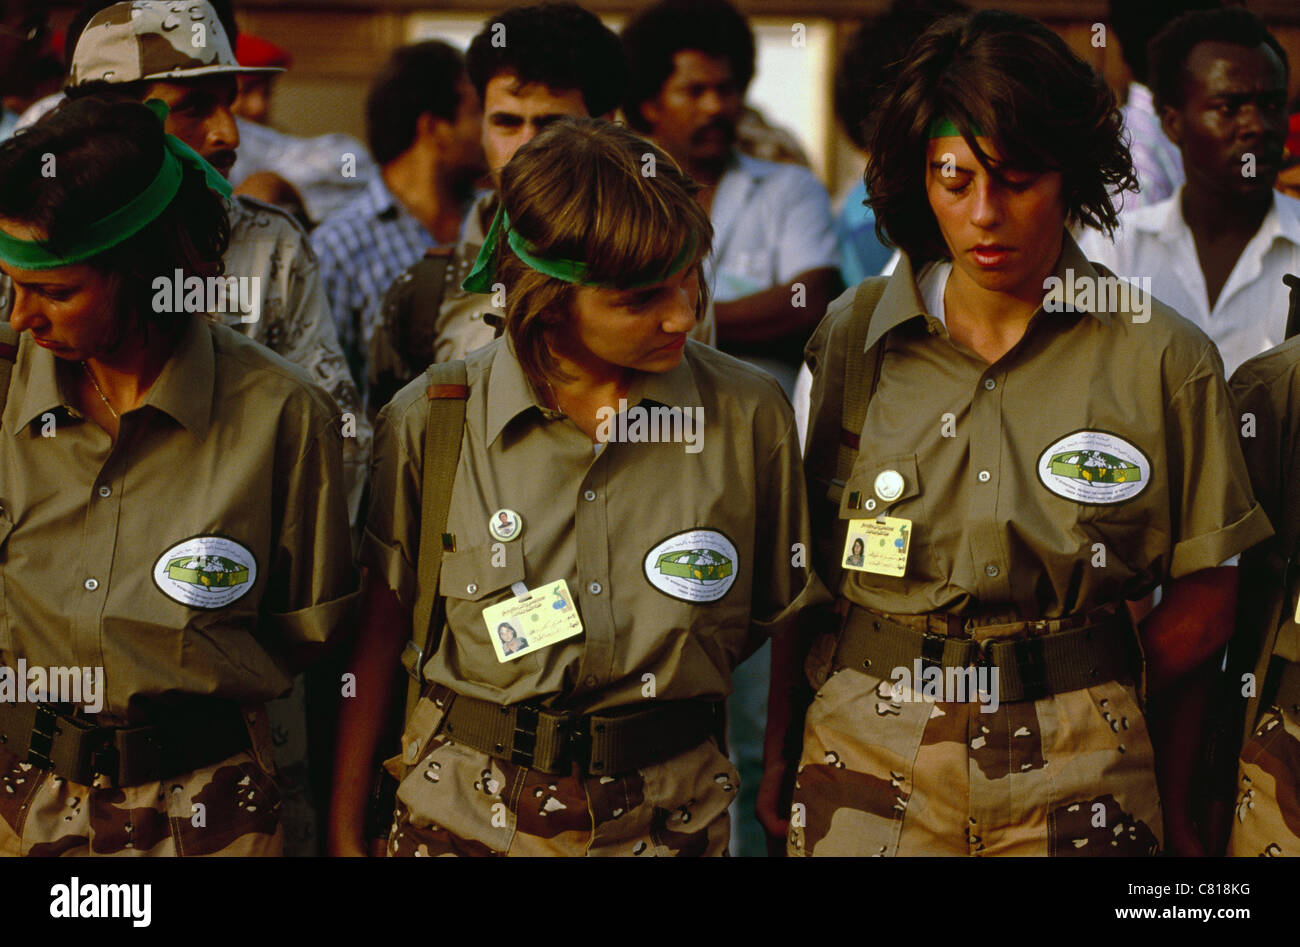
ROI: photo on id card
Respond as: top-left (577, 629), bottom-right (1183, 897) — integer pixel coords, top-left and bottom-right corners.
top-left (481, 579), bottom-right (584, 662)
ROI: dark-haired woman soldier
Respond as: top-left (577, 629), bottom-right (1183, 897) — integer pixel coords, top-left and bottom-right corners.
top-left (0, 97), bottom-right (358, 856)
top-left (765, 10), bottom-right (1271, 857)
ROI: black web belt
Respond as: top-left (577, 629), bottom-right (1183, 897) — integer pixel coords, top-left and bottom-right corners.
top-left (835, 605), bottom-right (1141, 702)
top-left (0, 700), bottom-right (251, 787)
top-left (432, 685), bottom-right (724, 777)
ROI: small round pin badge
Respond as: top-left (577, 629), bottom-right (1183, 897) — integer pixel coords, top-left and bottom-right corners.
top-left (490, 509), bottom-right (522, 542)
top-left (874, 470), bottom-right (905, 503)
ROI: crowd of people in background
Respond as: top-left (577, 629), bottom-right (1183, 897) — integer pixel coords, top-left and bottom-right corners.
top-left (0, 0), bottom-right (1298, 859)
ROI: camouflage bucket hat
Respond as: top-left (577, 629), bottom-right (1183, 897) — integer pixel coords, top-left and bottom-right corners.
top-left (69, 1), bottom-right (284, 87)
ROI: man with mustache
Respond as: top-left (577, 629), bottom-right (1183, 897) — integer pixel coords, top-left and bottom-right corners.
top-left (621, 0), bottom-right (840, 392)
top-left (60, 0), bottom-right (370, 525)
top-left (1079, 6), bottom-right (1297, 377)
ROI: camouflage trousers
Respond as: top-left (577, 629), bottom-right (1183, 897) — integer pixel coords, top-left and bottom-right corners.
top-left (383, 691), bottom-right (737, 856)
top-left (0, 705), bottom-right (282, 857)
top-left (1227, 661), bottom-right (1300, 857)
top-left (788, 659), bottom-right (1163, 856)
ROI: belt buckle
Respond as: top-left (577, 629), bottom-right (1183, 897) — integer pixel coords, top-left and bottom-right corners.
top-left (27, 704), bottom-right (59, 770)
top-left (559, 714), bottom-right (593, 775)
top-left (88, 733), bottom-right (120, 787)
top-left (510, 705), bottom-right (540, 769)
top-left (920, 632), bottom-right (947, 671)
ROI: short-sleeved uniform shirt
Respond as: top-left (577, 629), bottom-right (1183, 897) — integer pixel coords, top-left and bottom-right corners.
top-left (1230, 341), bottom-right (1300, 665)
top-left (0, 316), bottom-right (360, 724)
top-left (363, 337), bottom-right (827, 713)
top-left (829, 234), bottom-right (1271, 621)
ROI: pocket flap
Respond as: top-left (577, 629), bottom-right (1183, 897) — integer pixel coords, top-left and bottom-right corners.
top-left (838, 453), bottom-right (921, 518)
top-left (439, 542), bottom-right (526, 601)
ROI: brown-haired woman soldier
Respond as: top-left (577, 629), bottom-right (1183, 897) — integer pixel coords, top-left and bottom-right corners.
top-left (766, 10), bottom-right (1271, 857)
top-left (331, 117), bottom-right (825, 856)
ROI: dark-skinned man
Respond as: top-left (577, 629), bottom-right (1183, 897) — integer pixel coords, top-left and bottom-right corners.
top-left (621, 0), bottom-right (840, 394)
top-left (1080, 6), bottom-right (1296, 377)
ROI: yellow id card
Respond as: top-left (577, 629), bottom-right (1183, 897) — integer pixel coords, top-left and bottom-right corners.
top-left (482, 579), bottom-right (583, 663)
top-left (842, 517), bottom-right (912, 577)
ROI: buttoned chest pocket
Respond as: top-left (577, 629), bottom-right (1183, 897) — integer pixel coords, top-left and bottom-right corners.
top-left (438, 542), bottom-right (539, 688)
top-left (0, 509), bottom-right (12, 653)
top-left (837, 454), bottom-right (941, 583)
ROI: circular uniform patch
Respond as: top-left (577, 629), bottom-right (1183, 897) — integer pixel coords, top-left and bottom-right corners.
top-left (152, 535), bottom-right (258, 609)
top-left (1036, 430), bottom-right (1150, 504)
top-left (643, 529), bottom-right (739, 603)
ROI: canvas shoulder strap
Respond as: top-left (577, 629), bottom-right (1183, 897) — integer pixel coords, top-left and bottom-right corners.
top-left (802, 277), bottom-right (888, 589)
top-left (0, 321), bottom-right (18, 420)
top-left (402, 358), bottom-right (469, 716)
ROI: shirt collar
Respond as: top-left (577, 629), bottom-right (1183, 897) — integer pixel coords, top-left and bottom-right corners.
top-left (864, 230), bottom-right (1109, 352)
top-left (485, 339), bottom-right (704, 448)
top-left (140, 315), bottom-right (215, 440)
top-left (1125, 82), bottom-right (1156, 113)
top-left (6, 316), bottom-right (215, 438)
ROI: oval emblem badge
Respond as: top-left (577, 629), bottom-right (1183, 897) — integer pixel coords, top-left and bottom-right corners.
top-left (1036, 430), bottom-right (1150, 504)
top-left (152, 535), bottom-right (258, 609)
top-left (643, 529), bottom-right (739, 603)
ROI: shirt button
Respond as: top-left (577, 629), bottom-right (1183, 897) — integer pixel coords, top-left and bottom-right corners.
top-left (589, 582), bottom-right (602, 595)
top-left (978, 470), bottom-right (991, 483)
top-left (983, 378), bottom-right (996, 390)
top-left (466, 583), bottom-right (478, 595)
top-left (984, 564), bottom-right (1000, 578)
top-left (584, 489), bottom-right (596, 502)
top-left (84, 578), bottom-right (99, 591)
top-left (585, 676), bottom-right (597, 686)
top-left (97, 485), bottom-right (112, 498)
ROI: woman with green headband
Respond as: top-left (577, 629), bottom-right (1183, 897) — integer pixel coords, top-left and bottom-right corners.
top-left (332, 117), bottom-right (825, 857)
top-left (774, 9), bottom-right (1270, 858)
top-left (0, 97), bottom-right (359, 856)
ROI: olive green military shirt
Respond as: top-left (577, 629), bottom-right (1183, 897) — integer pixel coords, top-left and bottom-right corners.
top-left (1229, 340), bottom-right (1300, 664)
top-left (818, 233), bottom-right (1271, 620)
top-left (363, 337), bottom-right (826, 712)
top-left (0, 316), bottom-right (360, 723)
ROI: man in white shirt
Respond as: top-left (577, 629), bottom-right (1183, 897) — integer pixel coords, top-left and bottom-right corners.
top-left (1079, 7), bottom-right (1295, 377)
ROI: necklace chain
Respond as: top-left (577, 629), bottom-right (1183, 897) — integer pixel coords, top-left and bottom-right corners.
top-left (81, 362), bottom-right (120, 421)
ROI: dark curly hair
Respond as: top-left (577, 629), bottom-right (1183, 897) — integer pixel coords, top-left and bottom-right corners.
top-left (365, 40), bottom-right (467, 165)
top-left (621, 0), bottom-right (754, 133)
top-left (0, 95), bottom-right (230, 347)
top-left (466, 3), bottom-right (625, 118)
top-left (834, 0), bottom-right (969, 151)
top-left (866, 10), bottom-right (1136, 264)
top-left (1150, 6), bottom-right (1289, 112)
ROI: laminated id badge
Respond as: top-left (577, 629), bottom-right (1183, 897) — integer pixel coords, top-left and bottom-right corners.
top-left (842, 517), bottom-right (912, 577)
top-left (482, 579), bottom-right (583, 662)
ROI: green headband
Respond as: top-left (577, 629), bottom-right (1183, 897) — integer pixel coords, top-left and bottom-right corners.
top-left (0, 100), bottom-right (233, 270)
top-left (462, 203), bottom-right (697, 294)
top-left (928, 116), bottom-right (986, 139)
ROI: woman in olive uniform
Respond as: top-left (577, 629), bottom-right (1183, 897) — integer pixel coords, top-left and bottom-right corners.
top-left (766, 11), bottom-right (1271, 857)
top-left (330, 118), bottom-right (823, 857)
top-left (0, 98), bottom-right (358, 856)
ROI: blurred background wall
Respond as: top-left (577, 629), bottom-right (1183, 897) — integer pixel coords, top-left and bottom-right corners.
top-left (42, 0), bottom-right (1300, 209)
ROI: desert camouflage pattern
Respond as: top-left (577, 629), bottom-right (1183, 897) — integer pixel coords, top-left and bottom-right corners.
top-left (223, 196), bottom-right (371, 523)
top-left (382, 692), bottom-right (736, 856)
top-left (0, 706), bottom-right (282, 857)
top-left (70, 1), bottom-right (278, 87)
top-left (788, 655), bottom-right (1162, 857)
top-left (1228, 662), bottom-right (1300, 857)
